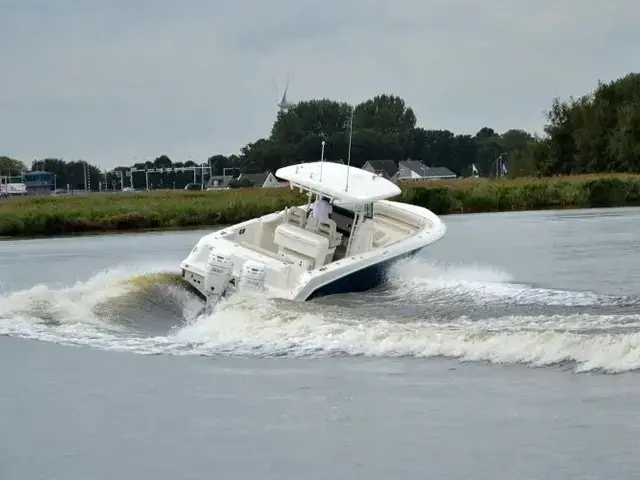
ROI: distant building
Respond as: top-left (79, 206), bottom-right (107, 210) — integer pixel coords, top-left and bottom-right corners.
top-left (237, 172), bottom-right (280, 188)
top-left (206, 175), bottom-right (234, 190)
top-left (23, 171), bottom-right (55, 195)
top-left (421, 166), bottom-right (457, 180)
top-left (396, 160), bottom-right (429, 180)
top-left (361, 160), bottom-right (399, 180)
top-left (397, 161), bottom-right (457, 181)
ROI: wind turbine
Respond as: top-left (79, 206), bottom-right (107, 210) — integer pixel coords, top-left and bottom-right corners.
top-left (275, 76), bottom-right (295, 111)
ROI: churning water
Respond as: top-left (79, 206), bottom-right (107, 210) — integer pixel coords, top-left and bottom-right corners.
top-left (1, 209), bottom-right (639, 373)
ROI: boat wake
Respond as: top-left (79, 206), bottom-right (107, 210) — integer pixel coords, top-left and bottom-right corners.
top-left (0, 259), bottom-right (639, 373)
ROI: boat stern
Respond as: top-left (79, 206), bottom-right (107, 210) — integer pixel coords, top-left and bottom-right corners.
top-left (180, 232), bottom-right (297, 302)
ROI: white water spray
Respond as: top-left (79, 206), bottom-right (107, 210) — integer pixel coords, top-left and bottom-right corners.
top-left (1, 259), bottom-right (639, 373)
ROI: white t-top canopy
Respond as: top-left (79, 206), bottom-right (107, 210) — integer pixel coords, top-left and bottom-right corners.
top-left (276, 161), bottom-right (401, 204)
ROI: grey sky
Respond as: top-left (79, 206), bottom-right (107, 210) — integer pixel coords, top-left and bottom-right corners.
top-left (1, 0), bottom-right (637, 169)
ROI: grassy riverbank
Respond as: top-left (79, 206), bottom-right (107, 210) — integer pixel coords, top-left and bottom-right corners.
top-left (0, 188), bottom-right (306, 238)
top-left (399, 174), bottom-right (640, 214)
top-left (1, 174), bottom-right (639, 237)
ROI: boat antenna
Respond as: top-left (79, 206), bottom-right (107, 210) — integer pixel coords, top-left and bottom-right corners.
top-left (344, 104), bottom-right (354, 191)
top-left (319, 140), bottom-right (326, 181)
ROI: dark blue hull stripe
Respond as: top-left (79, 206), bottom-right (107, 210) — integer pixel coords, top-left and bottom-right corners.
top-left (306, 246), bottom-right (425, 300)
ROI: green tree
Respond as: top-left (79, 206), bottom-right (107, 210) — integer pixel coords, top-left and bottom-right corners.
top-left (0, 156), bottom-right (27, 176)
top-left (609, 100), bottom-right (640, 172)
top-left (208, 154), bottom-right (232, 176)
top-left (270, 99), bottom-right (352, 146)
top-left (500, 129), bottom-right (534, 151)
top-left (353, 94), bottom-right (416, 136)
top-left (420, 130), bottom-right (458, 170)
top-left (239, 139), bottom-right (293, 173)
top-left (153, 155), bottom-right (172, 168)
top-left (540, 72), bottom-right (640, 175)
top-left (63, 160), bottom-right (102, 190)
top-left (473, 128), bottom-right (505, 176)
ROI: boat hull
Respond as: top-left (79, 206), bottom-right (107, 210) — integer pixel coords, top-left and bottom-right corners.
top-left (305, 245), bottom-right (424, 300)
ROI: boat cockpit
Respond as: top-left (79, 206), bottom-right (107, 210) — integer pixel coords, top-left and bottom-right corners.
top-left (268, 192), bottom-right (393, 269)
top-left (274, 205), bottom-right (346, 268)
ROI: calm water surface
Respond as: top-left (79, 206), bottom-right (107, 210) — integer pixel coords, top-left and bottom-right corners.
top-left (1, 207), bottom-right (639, 480)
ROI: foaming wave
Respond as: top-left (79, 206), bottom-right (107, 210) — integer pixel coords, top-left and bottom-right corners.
top-left (385, 258), bottom-right (637, 308)
top-left (0, 263), bottom-right (198, 336)
top-left (173, 296), bottom-right (640, 373)
top-left (3, 287), bottom-right (639, 373)
top-left (2, 260), bottom-right (639, 374)
top-left (0, 268), bottom-right (134, 331)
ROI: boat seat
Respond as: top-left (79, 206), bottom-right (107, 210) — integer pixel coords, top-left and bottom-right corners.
top-left (285, 206), bottom-right (307, 227)
top-left (316, 219), bottom-right (343, 249)
top-left (305, 218), bottom-right (342, 249)
top-left (305, 217), bottom-right (318, 232)
top-left (274, 223), bottom-right (333, 268)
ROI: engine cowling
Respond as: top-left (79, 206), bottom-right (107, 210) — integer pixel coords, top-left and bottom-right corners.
top-left (204, 249), bottom-right (234, 299)
top-left (238, 260), bottom-right (266, 293)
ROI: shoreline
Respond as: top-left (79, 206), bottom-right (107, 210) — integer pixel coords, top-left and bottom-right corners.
top-left (0, 224), bottom-right (221, 241)
top-left (2, 204), bottom-right (639, 241)
top-left (1, 175), bottom-right (639, 239)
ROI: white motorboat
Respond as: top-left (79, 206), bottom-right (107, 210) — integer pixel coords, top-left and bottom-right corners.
top-left (180, 160), bottom-right (447, 309)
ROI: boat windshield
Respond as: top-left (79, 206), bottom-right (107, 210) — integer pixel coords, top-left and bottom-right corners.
top-left (333, 201), bottom-right (373, 219)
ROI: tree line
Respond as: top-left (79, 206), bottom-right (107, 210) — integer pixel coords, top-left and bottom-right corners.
top-left (1, 72), bottom-right (639, 190)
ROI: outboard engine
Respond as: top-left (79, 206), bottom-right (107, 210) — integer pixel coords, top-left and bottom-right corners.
top-left (204, 249), bottom-right (234, 303)
top-left (238, 260), bottom-right (266, 293)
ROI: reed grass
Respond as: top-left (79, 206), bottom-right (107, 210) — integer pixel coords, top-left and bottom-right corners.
top-left (0, 188), bottom-right (306, 237)
top-left (397, 174), bottom-right (640, 214)
top-left (1, 174), bottom-right (639, 237)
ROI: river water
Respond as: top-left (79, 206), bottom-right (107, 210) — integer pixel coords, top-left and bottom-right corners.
top-left (1, 207), bottom-right (639, 479)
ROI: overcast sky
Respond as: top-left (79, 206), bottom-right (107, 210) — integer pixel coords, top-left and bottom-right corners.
top-left (1, 0), bottom-right (637, 169)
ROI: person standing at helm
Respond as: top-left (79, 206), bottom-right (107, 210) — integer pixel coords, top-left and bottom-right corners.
top-left (309, 195), bottom-right (332, 221)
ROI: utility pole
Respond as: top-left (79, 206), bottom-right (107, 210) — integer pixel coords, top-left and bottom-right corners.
top-left (82, 160), bottom-right (88, 190)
